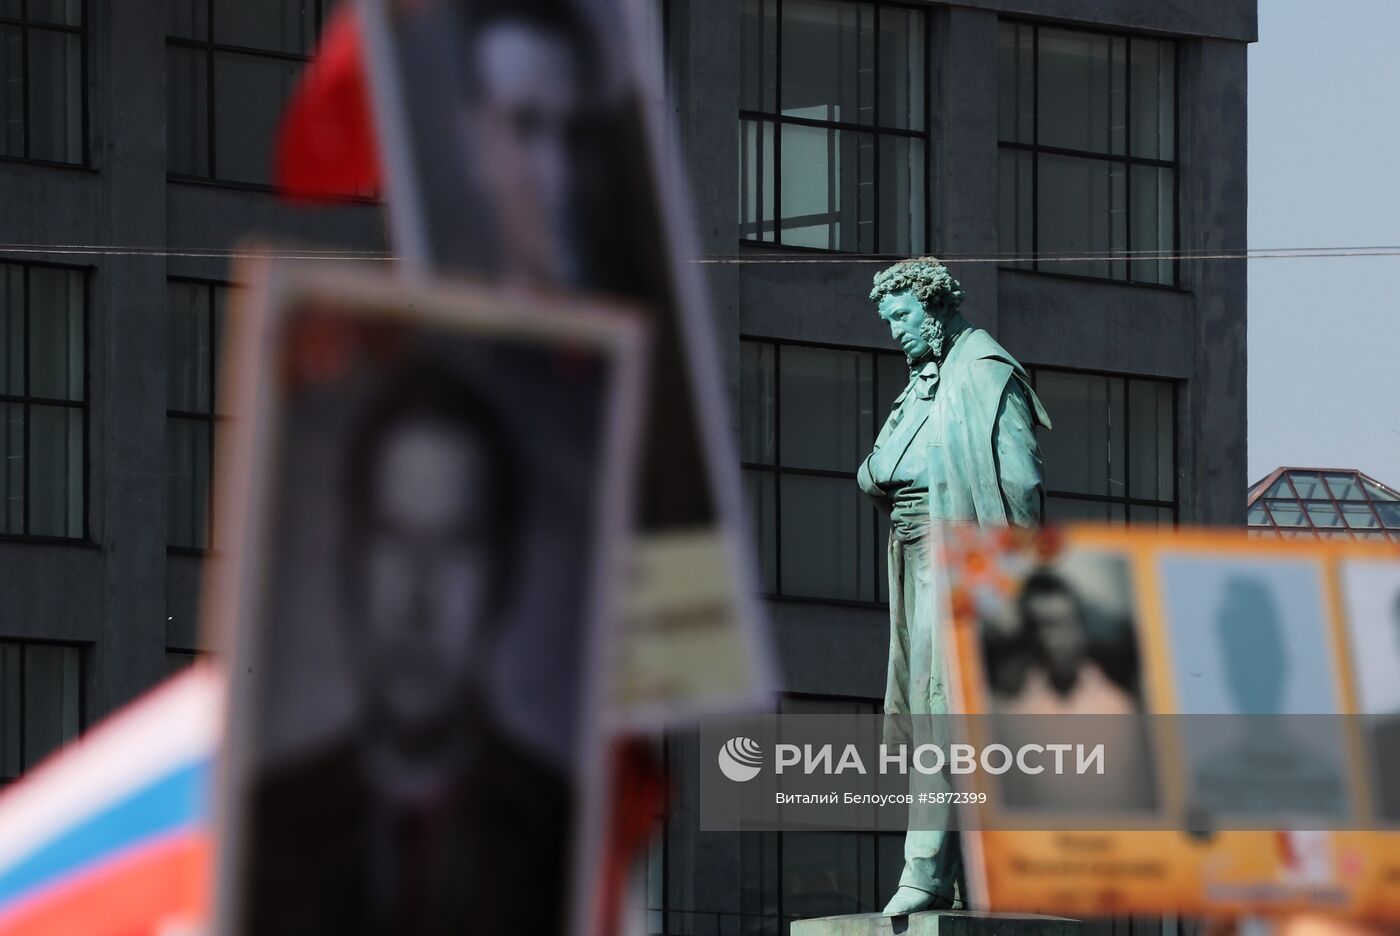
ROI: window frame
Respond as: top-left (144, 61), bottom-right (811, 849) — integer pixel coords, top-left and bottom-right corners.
top-left (1027, 363), bottom-right (1179, 524)
top-left (165, 276), bottom-right (230, 555)
top-left (997, 19), bottom-right (1181, 289)
top-left (0, 637), bottom-right (86, 785)
top-left (738, 693), bottom-right (903, 936)
top-left (740, 335), bottom-right (904, 608)
top-left (164, 0), bottom-right (335, 191)
top-left (0, 259), bottom-right (90, 544)
top-left (738, 0), bottom-right (933, 255)
top-left (0, 0), bottom-right (89, 168)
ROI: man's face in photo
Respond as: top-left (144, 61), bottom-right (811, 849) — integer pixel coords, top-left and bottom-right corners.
top-left (466, 20), bottom-right (587, 281)
top-left (1026, 588), bottom-right (1088, 678)
top-left (360, 416), bottom-right (494, 730)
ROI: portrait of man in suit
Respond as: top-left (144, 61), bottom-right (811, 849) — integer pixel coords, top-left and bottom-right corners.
top-left (244, 364), bottom-right (573, 936)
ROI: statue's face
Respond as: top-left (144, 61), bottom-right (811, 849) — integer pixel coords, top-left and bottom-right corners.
top-left (878, 291), bottom-right (931, 362)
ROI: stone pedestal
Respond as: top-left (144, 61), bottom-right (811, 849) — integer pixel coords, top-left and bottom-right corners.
top-left (791, 911), bottom-right (1080, 936)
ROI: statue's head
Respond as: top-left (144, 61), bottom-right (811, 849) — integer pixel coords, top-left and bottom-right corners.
top-left (869, 258), bottom-right (966, 365)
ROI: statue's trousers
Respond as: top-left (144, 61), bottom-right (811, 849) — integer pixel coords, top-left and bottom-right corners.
top-left (884, 531), bottom-right (962, 904)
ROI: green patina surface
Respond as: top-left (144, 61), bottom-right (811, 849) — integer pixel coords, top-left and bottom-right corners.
top-left (857, 259), bottom-right (1051, 915)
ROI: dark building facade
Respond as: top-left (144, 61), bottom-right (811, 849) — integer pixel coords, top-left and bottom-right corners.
top-left (0, 1), bottom-right (1254, 933)
top-left (653, 0), bottom-right (1252, 932)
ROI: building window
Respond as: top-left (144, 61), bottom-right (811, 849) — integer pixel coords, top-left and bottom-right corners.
top-left (1029, 367), bottom-right (1175, 524)
top-left (741, 339), bottom-right (906, 603)
top-left (997, 21), bottom-right (1176, 285)
top-left (166, 0), bottom-right (336, 185)
top-left (739, 0), bottom-right (928, 253)
top-left (0, 640), bottom-right (81, 783)
top-left (741, 697), bottom-right (902, 936)
top-left (0, 2), bottom-right (84, 165)
top-left (0, 263), bottom-right (85, 540)
top-left (166, 279), bottom-right (229, 550)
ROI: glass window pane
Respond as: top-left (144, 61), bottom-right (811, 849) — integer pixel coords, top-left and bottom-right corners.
top-left (167, 282), bottom-right (213, 414)
top-left (877, 136), bottom-right (924, 255)
top-left (876, 506), bottom-right (890, 603)
top-left (1046, 496), bottom-right (1124, 524)
top-left (1289, 471), bottom-right (1324, 499)
top-left (210, 418), bottom-right (233, 551)
top-left (997, 21), bottom-right (1033, 144)
top-left (167, 46), bottom-right (209, 177)
top-left (1036, 27), bottom-right (1125, 155)
top-left (875, 353), bottom-right (907, 423)
top-left (0, 402), bottom-right (20, 534)
top-left (27, 403), bottom-right (82, 538)
top-left (0, 644), bottom-right (19, 778)
top-left (212, 51), bottom-right (301, 185)
top-left (1035, 371), bottom-right (1122, 498)
top-left (1266, 500), bottom-right (1305, 527)
top-left (0, 264), bottom-right (22, 395)
top-left (1037, 154), bottom-right (1126, 280)
top-left (21, 644), bottom-right (80, 770)
top-left (212, 286), bottom-right (230, 413)
top-left (742, 469), bottom-right (776, 594)
top-left (1305, 502), bottom-right (1342, 528)
top-left (1341, 503), bottom-right (1379, 530)
top-left (27, 0), bottom-right (81, 27)
top-left (1375, 502), bottom-right (1400, 529)
top-left (1129, 504), bottom-right (1173, 526)
top-left (1129, 38), bottom-right (1174, 160)
top-left (1127, 378), bottom-right (1173, 501)
top-left (1129, 166), bottom-right (1174, 285)
top-left (0, 27), bottom-right (24, 158)
top-left (998, 148), bottom-right (1032, 268)
top-left (739, 341), bottom-right (775, 464)
top-left (780, 124), bottom-right (874, 251)
top-left (1363, 479), bottom-right (1399, 502)
top-left (779, 346), bottom-right (872, 472)
top-left (167, 416), bottom-right (212, 549)
top-left (26, 28), bottom-right (82, 164)
top-left (782, 832), bottom-right (876, 918)
top-left (738, 118), bottom-right (775, 243)
top-left (740, 0), bottom-right (777, 113)
top-left (1247, 503), bottom-right (1268, 525)
top-left (781, 0), bottom-right (873, 125)
top-left (213, 0), bottom-right (316, 54)
top-left (27, 266), bottom-right (83, 401)
top-left (1325, 472), bottom-right (1363, 501)
top-left (878, 6), bottom-right (924, 131)
top-left (779, 475), bottom-right (872, 601)
top-left (166, 0), bottom-right (208, 41)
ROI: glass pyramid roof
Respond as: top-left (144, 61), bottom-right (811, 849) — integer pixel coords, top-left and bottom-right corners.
top-left (1247, 467), bottom-right (1400, 542)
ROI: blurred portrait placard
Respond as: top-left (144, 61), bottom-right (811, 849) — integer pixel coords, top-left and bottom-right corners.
top-left (209, 262), bottom-right (645, 936)
top-left (1337, 558), bottom-right (1400, 825)
top-left (942, 525), bottom-right (1400, 922)
top-left (354, 0), bottom-right (773, 726)
top-left (954, 533), bottom-right (1160, 817)
top-left (1158, 553), bottom-right (1351, 824)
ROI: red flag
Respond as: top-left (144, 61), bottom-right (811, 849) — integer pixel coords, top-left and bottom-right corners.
top-left (276, 6), bottom-right (379, 200)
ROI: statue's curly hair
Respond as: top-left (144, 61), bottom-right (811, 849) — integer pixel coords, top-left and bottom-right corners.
top-left (868, 257), bottom-right (965, 312)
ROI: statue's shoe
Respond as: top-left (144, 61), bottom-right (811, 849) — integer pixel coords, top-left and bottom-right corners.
top-left (881, 886), bottom-right (954, 916)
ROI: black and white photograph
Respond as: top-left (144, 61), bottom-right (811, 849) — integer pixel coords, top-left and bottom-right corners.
top-left (213, 263), bottom-right (644, 936)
